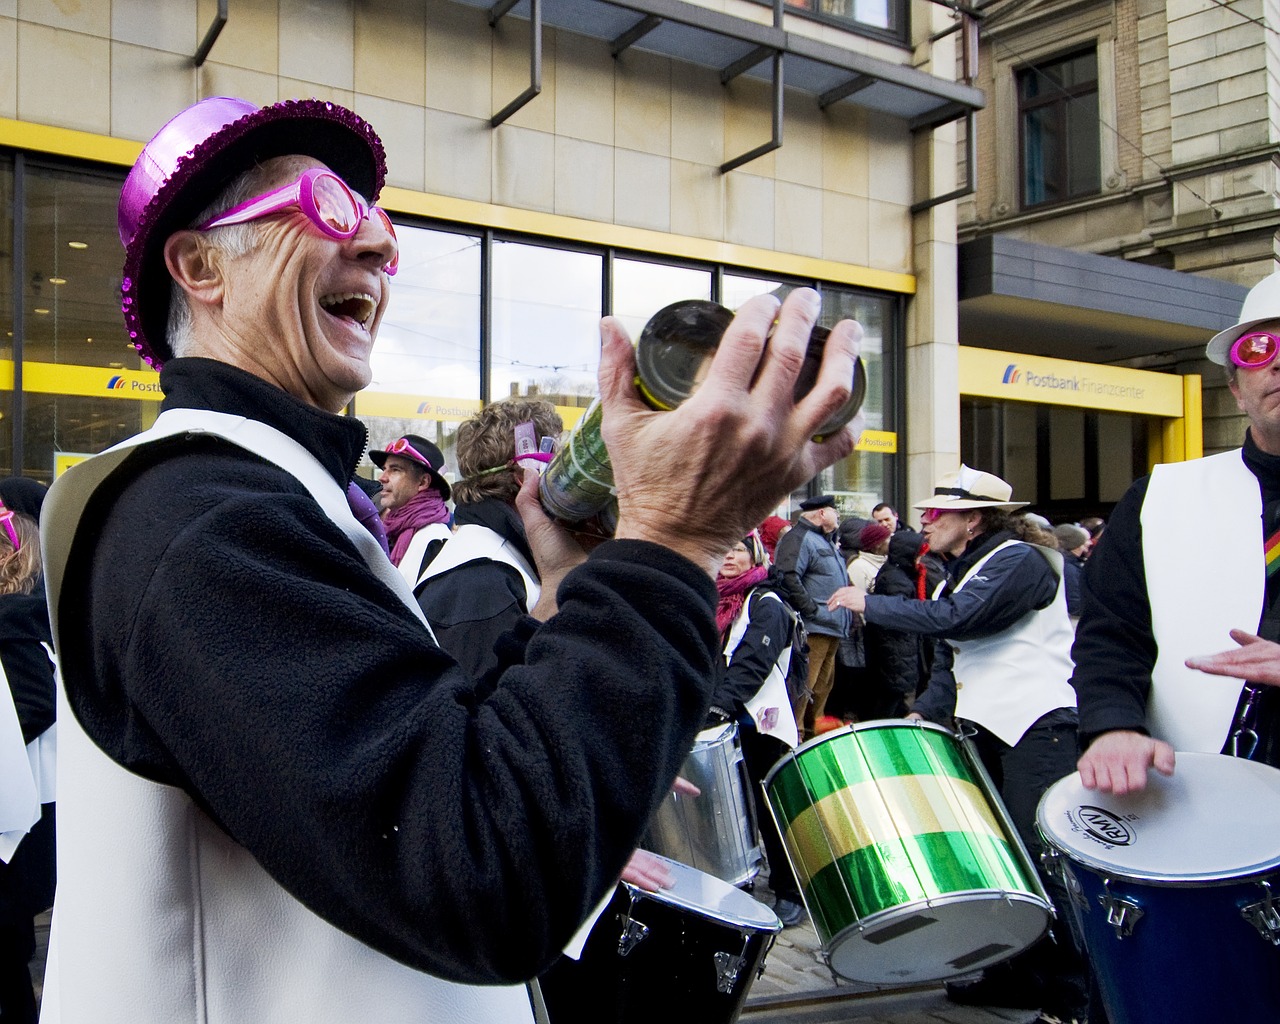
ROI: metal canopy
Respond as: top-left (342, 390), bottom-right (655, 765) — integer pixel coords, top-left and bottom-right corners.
top-left (458, 0), bottom-right (983, 123)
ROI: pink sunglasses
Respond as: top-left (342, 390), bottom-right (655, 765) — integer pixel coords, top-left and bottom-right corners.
top-left (197, 168), bottom-right (398, 276)
top-left (1230, 331), bottom-right (1280, 371)
top-left (0, 505), bottom-right (19, 554)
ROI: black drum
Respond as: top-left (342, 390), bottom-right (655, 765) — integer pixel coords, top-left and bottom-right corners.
top-left (539, 855), bottom-right (781, 1024)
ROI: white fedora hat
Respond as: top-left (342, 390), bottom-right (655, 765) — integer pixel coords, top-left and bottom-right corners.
top-left (913, 465), bottom-right (1027, 512)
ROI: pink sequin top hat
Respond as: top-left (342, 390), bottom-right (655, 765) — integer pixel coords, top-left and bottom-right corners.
top-left (118, 96), bottom-right (387, 369)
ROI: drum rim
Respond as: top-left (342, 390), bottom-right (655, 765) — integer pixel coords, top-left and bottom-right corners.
top-left (619, 857), bottom-right (782, 932)
top-left (823, 888), bottom-right (1052, 983)
top-left (763, 717), bottom-right (956, 790)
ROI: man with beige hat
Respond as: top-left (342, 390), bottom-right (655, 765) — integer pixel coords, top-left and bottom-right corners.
top-left (830, 465), bottom-right (1086, 1024)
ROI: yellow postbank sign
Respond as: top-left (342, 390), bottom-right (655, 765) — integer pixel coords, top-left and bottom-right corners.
top-left (959, 347), bottom-right (1185, 417)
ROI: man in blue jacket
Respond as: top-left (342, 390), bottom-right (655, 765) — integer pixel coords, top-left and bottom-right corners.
top-left (775, 494), bottom-right (851, 737)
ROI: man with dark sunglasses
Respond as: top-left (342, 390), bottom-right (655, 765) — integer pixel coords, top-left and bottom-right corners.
top-left (1074, 270), bottom-right (1280, 795)
top-left (37, 97), bottom-right (863, 1024)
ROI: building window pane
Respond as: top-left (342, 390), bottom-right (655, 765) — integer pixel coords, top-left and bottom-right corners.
top-left (0, 158), bottom-right (12, 475)
top-left (23, 165), bottom-right (141, 481)
top-left (1018, 49), bottom-right (1100, 209)
top-left (781, 0), bottom-right (902, 37)
top-left (612, 259), bottom-right (711, 343)
top-left (356, 224), bottom-right (482, 484)
top-left (493, 241), bottom-right (602, 406)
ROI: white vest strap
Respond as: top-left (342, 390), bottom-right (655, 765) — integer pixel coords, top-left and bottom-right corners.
top-left (416, 523), bottom-right (541, 610)
top-left (1142, 450), bottom-right (1261, 751)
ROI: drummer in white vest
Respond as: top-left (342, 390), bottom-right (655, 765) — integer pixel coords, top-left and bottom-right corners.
top-left (39, 95), bottom-right (864, 1024)
top-left (370, 434), bottom-right (453, 589)
top-left (829, 466), bottom-right (1088, 1024)
top-left (1076, 270), bottom-right (1280, 794)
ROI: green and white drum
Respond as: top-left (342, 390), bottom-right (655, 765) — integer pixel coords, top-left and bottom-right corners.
top-left (763, 720), bottom-right (1050, 984)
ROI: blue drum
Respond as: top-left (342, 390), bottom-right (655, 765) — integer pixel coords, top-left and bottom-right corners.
top-left (1037, 753), bottom-right (1280, 1024)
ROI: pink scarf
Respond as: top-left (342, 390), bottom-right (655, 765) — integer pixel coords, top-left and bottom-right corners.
top-left (715, 565), bottom-right (769, 640)
top-left (383, 490), bottom-right (451, 566)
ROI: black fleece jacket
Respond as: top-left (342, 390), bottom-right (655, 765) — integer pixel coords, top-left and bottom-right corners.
top-left (55, 358), bottom-right (719, 986)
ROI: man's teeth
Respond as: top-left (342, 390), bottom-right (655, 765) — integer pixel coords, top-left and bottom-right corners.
top-left (320, 292), bottom-right (376, 328)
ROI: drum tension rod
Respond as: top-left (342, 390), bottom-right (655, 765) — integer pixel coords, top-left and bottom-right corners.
top-left (1040, 849), bottom-right (1087, 911)
top-left (1098, 879), bottom-right (1143, 940)
top-left (1241, 879), bottom-right (1280, 946)
top-left (713, 931), bottom-right (753, 994)
top-left (615, 891), bottom-right (650, 957)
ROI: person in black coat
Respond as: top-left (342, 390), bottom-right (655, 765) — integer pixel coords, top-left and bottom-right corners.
top-left (862, 531), bottom-right (939, 719)
top-left (0, 511), bottom-right (54, 1024)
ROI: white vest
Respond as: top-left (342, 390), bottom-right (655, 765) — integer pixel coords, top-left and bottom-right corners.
top-left (723, 590), bottom-right (799, 748)
top-left (1141, 449), bottom-right (1261, 751)
top-left (39, 409), bottom-right (534, 1024)
top-left (946, 540), bottom-right (1078, 746)
top-left (416, 522), bottom-right (541, 610)
top-left (396, 522), bottom-right (454, 589)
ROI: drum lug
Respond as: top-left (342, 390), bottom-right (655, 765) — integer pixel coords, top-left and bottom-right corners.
top-left (713, 931), bottom-right (754, 993)
top-left (1098, 879), bottom-right (1143, 940)
top-left (1040, 848), bottom-right (1086, 911)
top-left (616, 916), bottom-right (649, 957)
top-left (1241, 879), bottom-right (1280, 946)
top-left (616, 890), bottom-right (650, 957)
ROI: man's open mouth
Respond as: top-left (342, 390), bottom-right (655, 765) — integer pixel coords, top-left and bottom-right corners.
top-left (320, 292), bottom-right (376, 330)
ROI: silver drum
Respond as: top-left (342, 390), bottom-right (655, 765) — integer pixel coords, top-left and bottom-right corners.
top-left (645, 722), bottom-right (762, 888)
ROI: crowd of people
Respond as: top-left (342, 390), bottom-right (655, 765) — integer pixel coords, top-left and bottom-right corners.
top-left (8, 89), bottom-right (1280, 1024)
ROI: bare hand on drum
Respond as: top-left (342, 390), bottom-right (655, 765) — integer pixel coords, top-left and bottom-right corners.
top-left (1078, 729), bottom-right (1175, 795)
top-left (827, 585), bottom-right (866, 614)
top-left (514, 470), bottom-right (588, 620)
top-left (671, 775), bottom-right (701, 798)
top-left (1185, 629), bottom-right (1280, 686)
top-left (620, 849), bottom-right (675, 892)
top-left (603, 289), bottom-right (862, 576)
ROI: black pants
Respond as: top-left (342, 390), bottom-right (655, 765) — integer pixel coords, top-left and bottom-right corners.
top-left (964, 711), bottom-right (1091, 1020)
top-left (739, 723), bottom-right (801, 903)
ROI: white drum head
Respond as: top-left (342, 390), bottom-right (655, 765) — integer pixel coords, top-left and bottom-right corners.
top-left (626, 854), bottom-right (781, 932)
top-left (1037, 752), bottom-right (1280, 883)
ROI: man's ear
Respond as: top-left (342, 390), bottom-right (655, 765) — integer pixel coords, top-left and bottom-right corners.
top-left (163, 231), bottom-right (224, 309)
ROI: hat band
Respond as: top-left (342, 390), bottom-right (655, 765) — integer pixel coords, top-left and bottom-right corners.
top-left (934, 485), bottom-right (1007, 502)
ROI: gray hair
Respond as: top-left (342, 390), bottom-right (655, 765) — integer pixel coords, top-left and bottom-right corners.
top-left (165, 165), bottom-right (273, 357)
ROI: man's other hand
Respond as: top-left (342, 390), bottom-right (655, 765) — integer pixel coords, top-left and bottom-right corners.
top-left (1078, 730), bottom-right (1175, 795)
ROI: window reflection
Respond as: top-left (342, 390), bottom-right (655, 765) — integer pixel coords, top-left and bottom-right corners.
top-left (492, 241), bottom-right (602, 406)
top-left (613, 259), bottom-right (711, 343)
top-left (22, 165), bottom-right (138, 481)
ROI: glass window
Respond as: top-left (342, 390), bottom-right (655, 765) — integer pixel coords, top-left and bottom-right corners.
top-left (0, 157), bottom-right (13, 475)
top-left (1018, 49), bottom-right (1100, 209)
top-left (492, 241), bottom-right (602, 406)
top-left (612, 258), bottom-right (711, 343)
top-left (356, 225), bottom-right (482, 484)
top-left (22, 165), bottom-right (141, 481)
top-left (780, 0), bottom-right (903, 39)
top-left (1048, 405), bottom-right (1086, 501)
top-left (814, 287), bottom-right (894, 517)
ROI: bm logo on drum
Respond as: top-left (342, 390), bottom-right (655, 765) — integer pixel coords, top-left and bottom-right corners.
top-left (1070, 806), bottom-right (1135, 847)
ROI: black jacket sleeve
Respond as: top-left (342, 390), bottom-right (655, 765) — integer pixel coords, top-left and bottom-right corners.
top-left (862, 545), bottom-right (1058, 640)
top-left (2, 638), bottom-right (56, 743)
top-left (1070, 477), bottom-right (1156, 745)
top-left (710, 592), bottom-right (790, 712)
top-left (773, 528), bottom-right (818, 617)
top-left (912, 639), bottom-right (957, 725)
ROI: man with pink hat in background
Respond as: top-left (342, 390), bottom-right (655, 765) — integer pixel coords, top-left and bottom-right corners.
top-left (1075, 269), bottom-right (1280, 793)
top-left (37, 96), bottom-right (863, 1023)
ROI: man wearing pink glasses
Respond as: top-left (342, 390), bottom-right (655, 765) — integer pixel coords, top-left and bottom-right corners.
top-left (36, 97), bottom-right (863, 1024)
top-left (1074, 270), bottom-right (1280, 794)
